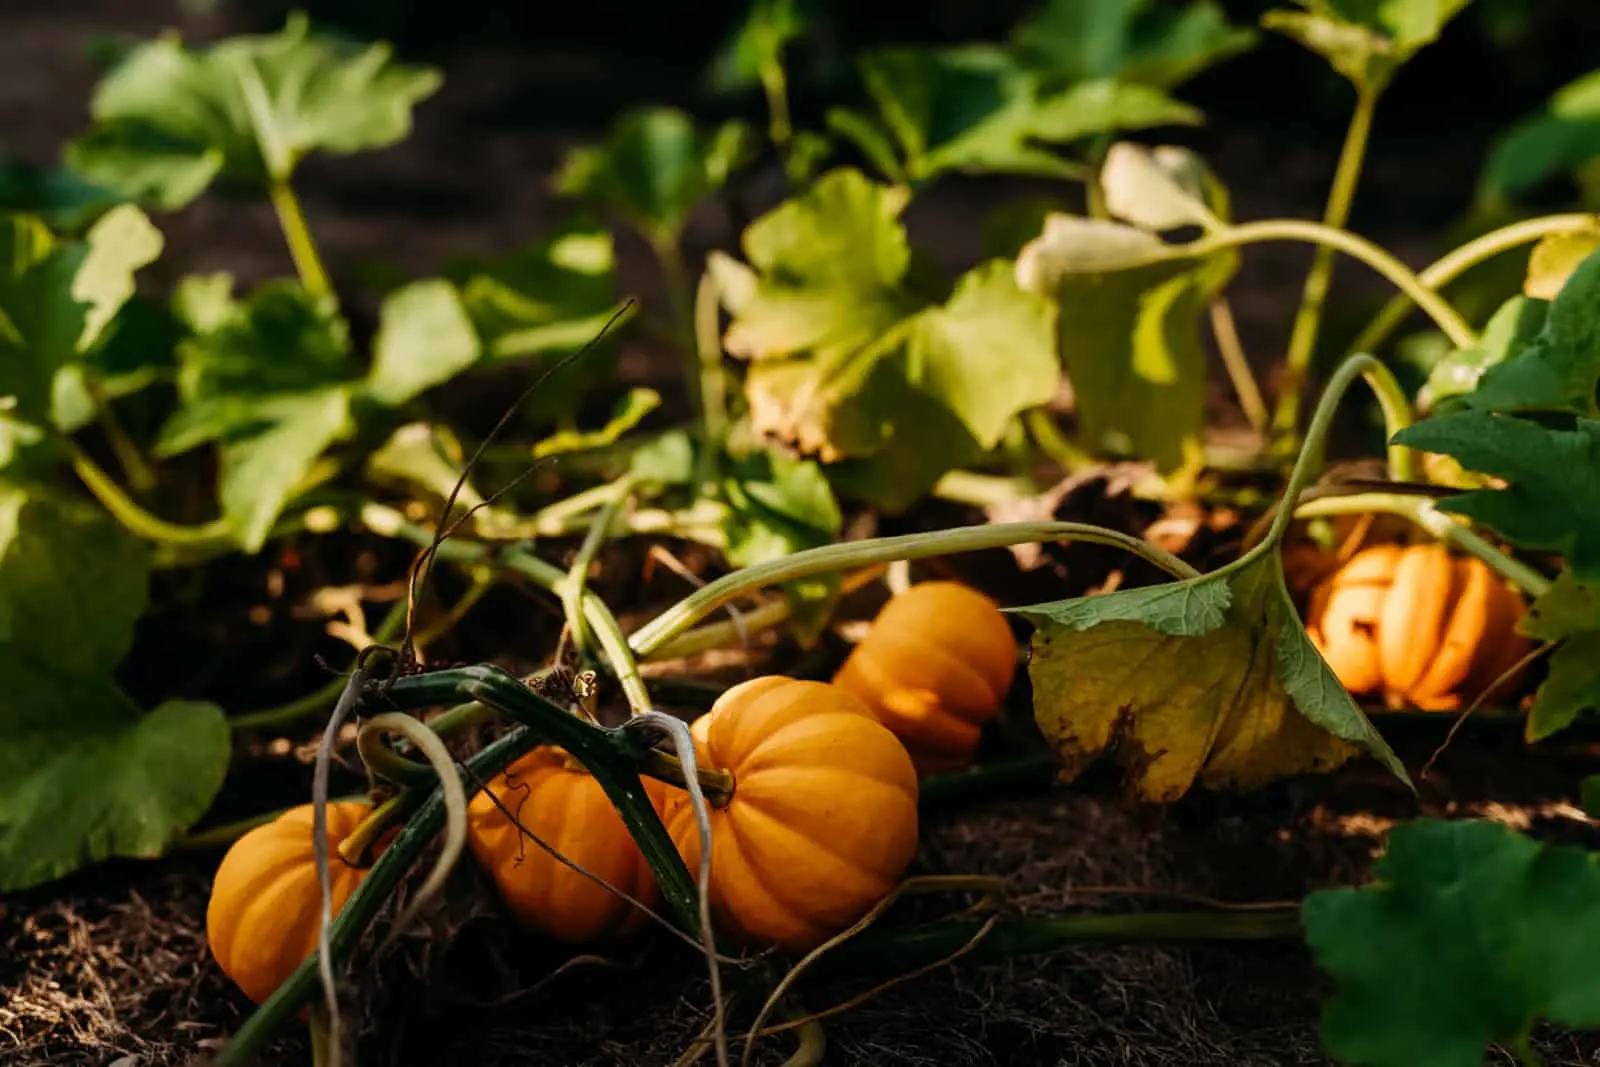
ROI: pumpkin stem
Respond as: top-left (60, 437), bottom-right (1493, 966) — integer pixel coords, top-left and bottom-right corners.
top-left (638, 747), bottom-right (737, 807)
top-left (336, 793), bottom-right (408, 868)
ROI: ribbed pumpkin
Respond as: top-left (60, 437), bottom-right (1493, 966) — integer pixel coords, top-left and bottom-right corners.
top-left (206, 801), bottom-right (373, 1004)
top-left (1304, 542), bottom-right (1531, 711)
top-left (664, 676), bottom-right (919, 952)
top-left (831, 581), bottom-right (1017, 772)
top-left (467, 746), bottom-right (671, 943)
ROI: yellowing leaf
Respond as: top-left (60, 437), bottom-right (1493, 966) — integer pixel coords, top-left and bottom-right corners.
top-left (1011, 535), bottom-right (1406, 802)
top-left (1524, 224), bottom-right (1600, 301)
top-left (1100, 141), bottom-right (1223, 233)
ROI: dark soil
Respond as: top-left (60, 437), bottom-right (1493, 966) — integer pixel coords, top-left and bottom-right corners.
top-left (4, 2), bottom-right (1600, 1066)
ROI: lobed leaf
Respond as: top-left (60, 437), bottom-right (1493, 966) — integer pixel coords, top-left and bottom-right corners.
top-left (1263, 0), bottom-right (1470, 90)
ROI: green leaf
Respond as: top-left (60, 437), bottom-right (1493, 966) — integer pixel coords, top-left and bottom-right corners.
top-left (1026, 79), bottom-right (1201, 145)
top-left (1012, 0), bottom-right (1258, 90)
top-left (1303, 818), bottom-right (1600, 1067)
top-left (0, 482), bottom-right (229, 891)
top-left (1394, 413), bottom-right (1600, 582)
top-left (0, 205), bottom-right (162, 435)
top-left (1014, 213), bottom-right (1236, 471)
top-left (1010, 543), bottom-right (1406, 802)
top-left (705, 0), bottom-right (809, 93)
top-left (1421, 295), bottom-right (1548, 411)
top-left (533, 387), bottom-right (661, 459)
top-left (627, 430), bottom-right (698, 488)
top-left (1518, 571), bottom-right (1600, 741)
top-left (1457, 246), bottom-right (1600, 417)
top-left (1479, 70), bottom-right (1600, 203)
top-left (218, 387), bottom-right (351, 551)
top-left (364, 278), bottom-right (480, 406)
top-left (0, 158), bottom-right (123, 231)
top-left (1262, 0), bottom-right (1470, 90)
top-left (555, 106), bottom-right (755, 244)
top-left (65, 13), bottom-right (441, 206)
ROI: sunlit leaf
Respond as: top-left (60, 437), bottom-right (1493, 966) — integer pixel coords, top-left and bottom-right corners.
top-left (65, 13), bottom-right (441, 205)
top-left (1011, 544), bottom-right (1406, 802)
top-left (364, 278), bottom-right (480, 407)
top-left (1523, 223), bottom-right (1600, 300)
top-left (1262, 0), bottom-right (1470, 90)
top-left (1304, 818), bottom-right (1600, 1067)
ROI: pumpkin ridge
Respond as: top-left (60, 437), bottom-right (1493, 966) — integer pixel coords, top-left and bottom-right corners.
top-left (862, 629), bottom-right (1002, 708)
top-left (721, 802), bottom-right (890, 936)
top-left (717, 808), bottom-right (833, 943)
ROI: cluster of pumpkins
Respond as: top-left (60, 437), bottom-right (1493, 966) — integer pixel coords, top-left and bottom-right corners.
top-left (207, 538), bottom-right (1533, 1006)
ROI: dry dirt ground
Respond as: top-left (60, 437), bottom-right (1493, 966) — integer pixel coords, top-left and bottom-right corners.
top-left (3, 3), bottom-right (1600, 1066)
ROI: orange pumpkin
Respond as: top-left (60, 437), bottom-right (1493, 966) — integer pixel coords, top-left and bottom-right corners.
top-left (1304, 542), bottom-right (1531, 711)
top-left (832, 581), bottom-right (1017, 772)
top-left (664, 676), bottom-right (919, 952)
top-left (206, 801), bottom-right (373, 1004)
top-left (467, 746), bottom-right (671, 943)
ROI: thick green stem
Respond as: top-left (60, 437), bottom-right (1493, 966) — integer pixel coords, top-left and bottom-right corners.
top-left (820, 909), bottom-right (1302, 974)
top-left (215, 726), bottom-right (541, 1067)
top-left (382, 665), bottom-right (698, 926)
top-left (1293, 492), bottom-right (1551, 597)
top-left (175, 796), bottom-right (368, 850)
top-left (629, 522), bottom-right (1201, 659)
top-left (1273, 81), bottom-right (1381, 440)
top-left (1357, 359), bottom-right (1419, 483)
top-left (654, 235), bottom-right (700, 415)
top-left (1349, 212), bottom-right (1599, 360)
top-left (67, 441), bottom-right (234, 547)
top-left (917, 752), bottom-right (1059, 807)
top-left (268, 178), bottom-right (332, 300)
top-left (229, 600), bottom-right (410, 729)
top-left (1023, 408), bottom-right (1094, 472)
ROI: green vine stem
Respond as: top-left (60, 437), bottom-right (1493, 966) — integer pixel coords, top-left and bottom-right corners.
top-left (66, 440), bottom-right (234, 546)
top-left (1293, 492), bottom-right (1551, 597)
top-left (174, 796), bottom-right (368, 850)
top-left (267, 179), bottom-right (332, 300)
top-left (382, 665), bottom-right (699, 927)
top-left (694, 268), bottom-right (730, 488)
top-left (930, 470), bottom-right (1043, 509)
top-left (1348, 212), bottom-right (1599, 360)
top-left (818, 909), bottom-right (1302, 974)
top-left (1273, 80), bottom-right (1381, 440)
top-left (82, 374), bottom-right (156, 492)
top-left (1208, 298), bottom-right (1267, 433)
top-left (562, 477), bottom-right (634, 659)
top-left (229, 600), bottom-right (410, 729)
top-left (628, 522), bottom-right (1201, 660)
top-left (1356, 358), bottom-right (1419, 483)
top-left (214, 725), bottom-right (542, 1067)
top-left (1023, 407), bottom-right (1095, 473)
top-left (917, 753), bottom-right (1059, 807)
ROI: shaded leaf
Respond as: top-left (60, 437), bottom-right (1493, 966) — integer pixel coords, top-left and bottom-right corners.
top-left (1012, 0), bottom-right (1257, 90)
top-left (65, 13), bottom-right (441, 205)
top-left (1015, 212), bottom-right (1235, 471)
top-left (627, 429), bottom-right (698, 488)
top-left (705, 0), bottom-right (809, 93)
top-left (1025, 79), bottom-right (1201, 145)
top-left (0, 159), bottom-right (123, 231)
top-left (1479, 70), bottom-right (1600, 204)
top-left (533, 387), bottom-right (660, 459)
top-left (0, 483), bottom-right (229, 891)
top-left (1393, 413), bottom-right (1600, 582)
top-left (364, 278), bottom-right (480, 406)
top-left (365, 421), bottom-right (485, 511)
top-left (1518, 571), bottom-right (1600, 741)
top-left (555, 106), bottom-right (755, 244)
top-left (218, 387), bottom-right (351, 550)
top-left (1304, 818), bottom-right (1600, 1067)
top-left (1010, 545), bottom-right (1405, 802)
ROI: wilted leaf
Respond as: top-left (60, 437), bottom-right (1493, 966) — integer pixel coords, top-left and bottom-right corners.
top-left (1015, 213), bottom-right (1235, 471)
top-left (65, 13), bottom-right (441, 206)
top-left (1012, 0), bottom-right (1257, 90)
top-left (1394, 414), bottom-right (1600, 582)
top-left (555, 106), bottom-right (755, 244)
top-left (1303, 818), bottom-right (1600, 1067)
top-left (364, 278), bottom-right (480, 406)
top-left (1099, 141), bottom-right (1223, 232)
top-left (1263, 0), bottom-right (1470, 90)
top-left (533, 387), bottom-right (661, 459)
top-left (1524, 223), bottom-right (1600, 300)
top-left (0, 482), bottom-right (229, 891)
top-left (1011, 543), bottom-right (1405, 802)
top-left (1478, 70), bottom-right (1600, 204)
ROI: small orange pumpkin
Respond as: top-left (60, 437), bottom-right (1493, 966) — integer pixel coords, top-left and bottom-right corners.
top-left (206, 801), bottom-right (373, 1004)
top-left (467, 746), bottom-right (671, 943)
top-left (1304, 542), bottom-right (1531, 711)
top-left (832, 581), bottom-right (1017, 772)
top-left (664, 676), bottom-right (919, 952)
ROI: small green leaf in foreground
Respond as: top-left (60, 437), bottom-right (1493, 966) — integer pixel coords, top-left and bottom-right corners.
top-left (0, 483), bottom-right (229, 890)
top-left (1393, 413), bottom-right (1600, 582)
top-left (1010, 545), bottom-right (1405, 803)
top-left (1303, 818), bottom-right (1600, 1067)
top-left (1420, 295), bottom-right (1547, 411)
top-left (66, 12), bottom-right (441, 206)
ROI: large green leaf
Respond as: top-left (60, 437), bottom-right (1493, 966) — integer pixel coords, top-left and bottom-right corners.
top-left (1010, 544), bottom-right (1406, 802)
top-left (1394, 414), bottom-right (1600, 583)
top-left (725, 170), bottom-right (1058, 508)
top-left (1014, 212), bottom-right (1235, 472)
top-left (1262, 0), bottom-right (1471, 90)
top-left (65, 12), bottom-right (441, 206)
top-left (1304, 818), bottom-right (1600, 1067)
top-left (364, 278), bottom-right (480, 407)
top-left (1012, 0), bottom-right (1258, 90)
top-left (1478, 69), bottom-right (1600, 203)
top-left (555, 106), bottom-right (755, 245)
top-left (0, 482), bottom-right (229, 891)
